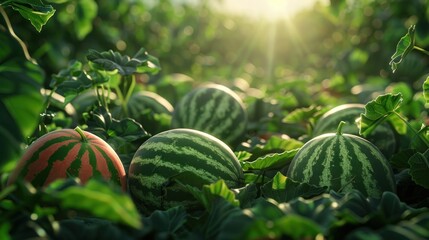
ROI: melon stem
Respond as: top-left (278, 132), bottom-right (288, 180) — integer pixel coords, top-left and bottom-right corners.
top-left (336, 121), bottom-right (346, 135)
top-left (74, 126), bottom-right (88, 142)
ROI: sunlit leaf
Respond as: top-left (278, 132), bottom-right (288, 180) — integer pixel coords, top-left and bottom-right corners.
top-left (389, 25), bottom-right (416, 73)
top-left (282, 105), bottom-right (320, 124)
top-left (273, 215), bottom-right (322, 239)
top-left (409, 150), bottom-right (429, 189)
top-left (87, 48), bottom-right (160, 76)
top-left (261, 172), bottom-right (327, 203)
top-left (235, 151), bottom-right (252, 162)
top-left (58, 180), bottom-right (142, 229)
top-left (241, 149), bottom-right (299, 171)
top-left (2, 0), bottom-right (56, 32)
top-left (359, 93), bottom-right (404, 136)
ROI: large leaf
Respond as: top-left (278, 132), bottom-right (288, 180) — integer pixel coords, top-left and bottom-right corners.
top-left (0, 31), bottom-right (44, 169)
top-left (56, 180), bottom-right (142, 229)
top-left (409, 149), bottom-right (429, 189)
top-left (359, 93), bottom-right (405, 136)
top-left (241, 149), bottom-right (299, 171)
top-left (389, 25), bottom-right (416, 73)
top-left (180, 179), bottom-right (240, 210)
top-left (197, 198), bottom-right (242, 239)
top-left (143, 206), bottom-right (188, 237)
top-left (2, 0), bottom-right (56, 32)
top-left (261, 172), bottom-right (327, 203)
top-left (87, 48), bottom-right (161, 76)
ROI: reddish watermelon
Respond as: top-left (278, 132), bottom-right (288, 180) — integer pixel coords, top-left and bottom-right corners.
top-left (7, 127), bottom-right (127, 190)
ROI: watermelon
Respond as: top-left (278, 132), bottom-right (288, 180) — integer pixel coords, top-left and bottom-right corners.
top-left (313, 103), bottom-right (397, 158)
top-left (285, 121), bottom-right (396, 198)
top-left (171, 83), bottom-right (247, 148)
top-left (111, 90), bottom-right (174, 135)
top-left (7, 127), bottom-right (127, 190)
top-left (128, 128), bottom-right (244, 213)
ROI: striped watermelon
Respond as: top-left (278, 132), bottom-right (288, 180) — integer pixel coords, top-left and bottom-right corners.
top-left (128, 128), bottom-right (244, 213)
top-left (286, 122), bottom-right (396, 198)
top-left (125, 90), bottom-right (173, 135)
top-left (7, 127), bottom-right (127, 190)
top-left (171, 83), bottom-right (247, 148)
top-left (313, 104), bottom-right (397, 158)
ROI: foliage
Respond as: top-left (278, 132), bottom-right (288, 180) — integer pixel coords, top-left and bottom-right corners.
top-left (2, 0), bottom-right (429, 239)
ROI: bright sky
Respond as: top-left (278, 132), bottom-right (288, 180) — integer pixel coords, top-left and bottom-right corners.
top-left (215, 0), bottom-right (322, 20)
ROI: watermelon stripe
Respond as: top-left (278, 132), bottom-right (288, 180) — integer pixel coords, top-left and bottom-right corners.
top-left (299, 137), bottom-right (332, 181)
top-left (286, 132), bottom-right (395, 198)
top-left (192, 90), bottom-right (220, 130)
top-left (44, 143), bottom-right (83, 185)
top-left (319, 136), bottom-right (338, 188)
top-left (171, 84), bottom-right (247, 147)
top-left (29, 141), bottom-right (78, 185)
top-left (130, 157), bottom-right (218, 184)
top-left (128, 128), bottom-right (244, 213)
top-left (8, 128), bottom-right (126, 190)
top-left (134, 139), bottom-right (240, 183)
top-left (22, 137), bottom-right (75, 179)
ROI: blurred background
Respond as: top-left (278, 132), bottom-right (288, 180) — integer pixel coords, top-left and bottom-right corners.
top-left (8, 0), bottom-right (429, 104)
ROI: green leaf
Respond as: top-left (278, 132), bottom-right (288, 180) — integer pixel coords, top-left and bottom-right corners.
top-left (241, 149), bottom-right (299, 171)
top-left (282, 105), bottom-right (320, 124)
top-left (359, 93), bottom-right (404, 136)
top-left (0, 31), bottom-right (44, 169)
top-left (84, 106), bottom-right (149, 150)
top-left (73, 0), bottom-right (97, 40)
top-left (198, 198), bottom-right (242, 239)
top-left (202, 180), bottom-right (240, 208)
top-left (272, 215), bottom-right (322, 239)
top-left (2, 0), bottom-right (56, 32)
top-left (423, 76), bottom-right (429, 105)
top-left (87, 48), bottom-right (160, 76)
top-left (409, 150), bottom-right (429, 189)
top-left (50, 61), bottom-right (96, 105)
top-left (390, 148), bottom-right (417, 169)
top-left (143, 206), bottom-right (188, 235)
top-left (57, 180), bottom-right (142, 229)
top-left (389, 25), bottom-right (416, 73)
top-left (261, 172), bottom-right (327, 203)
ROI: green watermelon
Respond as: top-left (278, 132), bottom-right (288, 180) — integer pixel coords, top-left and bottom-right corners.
top-left (286, 122), bottom-right (396, 198)
top-left (128, 128), bottom-right (244, 213)
top-left (125, 90), bottom-right (174, 135)
top-left (7, 127), bottom-right (126, 190)
top-left (171, 83), bottom-right (248, 148)
top-left (313, 103), bottom-right (397, 158)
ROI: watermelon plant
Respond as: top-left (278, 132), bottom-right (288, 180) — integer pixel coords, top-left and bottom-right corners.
top-left (2, 1), bottom-right (429, 239)
top-left (171, 83), bottom-right (248, 148)
top-left (128, 128), bottom-right (244, 213)
top-left (7, 127), bottom-right (127, 190)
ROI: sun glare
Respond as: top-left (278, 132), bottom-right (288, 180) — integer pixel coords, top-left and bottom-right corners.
top-left (217, 0), bottom-right (320, 20)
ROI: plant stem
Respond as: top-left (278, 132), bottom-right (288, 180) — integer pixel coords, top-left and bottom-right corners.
top-left (74, 126), bottom-right (88, 143)
top-left (0, 6), bottom-right (36, 64)
top-left (413, 46), bottom-right (429, 57)
top-left (336, 121), bottom-right (346, 135)
top-left (118, 75), bottom-right (136, 117)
